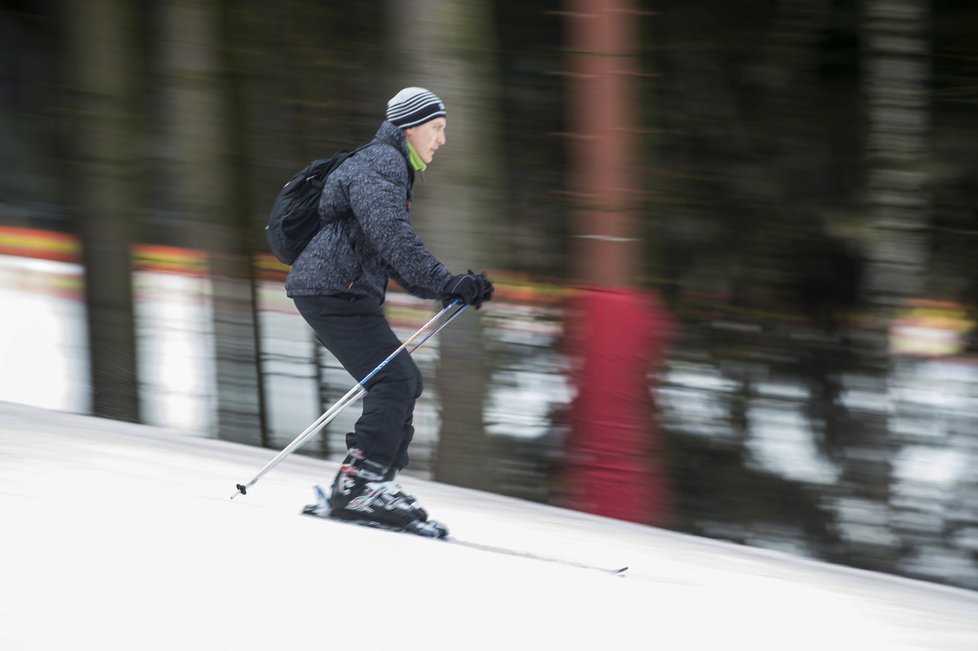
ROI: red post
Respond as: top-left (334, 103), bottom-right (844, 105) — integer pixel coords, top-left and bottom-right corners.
top-left (563, 1), bottom-right (673, 526)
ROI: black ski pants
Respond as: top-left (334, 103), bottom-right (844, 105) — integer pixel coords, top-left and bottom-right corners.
top-left (293, 294), bottom-right (422, 471)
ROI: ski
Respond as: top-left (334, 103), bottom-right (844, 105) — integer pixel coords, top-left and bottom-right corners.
top-left (445, 538), bottom-right (629, 577)
top-left (301, 485), bottom-right (627, 576)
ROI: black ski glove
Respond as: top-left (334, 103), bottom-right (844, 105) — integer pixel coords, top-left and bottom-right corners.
top-left (443, 270), bottom-right (491, 308)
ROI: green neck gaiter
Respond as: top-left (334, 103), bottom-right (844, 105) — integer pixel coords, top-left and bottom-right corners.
top-left (406, 141), bottom-right (427, 172)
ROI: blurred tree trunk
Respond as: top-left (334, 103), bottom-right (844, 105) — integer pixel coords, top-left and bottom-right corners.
top-left (159, 0), bottom-right (266, 445)
top-left (281, 2), bottom-right (387, 458)
top-left (64, 0), bottom-right (141, 422)
top-left (387, 0), bottom-right (503, 489)
top-left (861, 0), bottom-right (931, 314)
top-left (845, 0), bottom-right (933, 565)
top-left (565, 0), bottom-right (641, 287)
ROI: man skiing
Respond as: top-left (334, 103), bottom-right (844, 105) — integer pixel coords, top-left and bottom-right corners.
top-left (285, 87), bottom-right (493, 536)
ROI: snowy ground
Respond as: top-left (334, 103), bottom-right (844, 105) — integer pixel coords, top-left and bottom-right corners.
top-left (1, 402), bottom-right (977, 651)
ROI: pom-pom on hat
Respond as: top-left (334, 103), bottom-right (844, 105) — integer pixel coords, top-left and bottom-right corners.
top-left (386, 87), bottom-right (446, 129)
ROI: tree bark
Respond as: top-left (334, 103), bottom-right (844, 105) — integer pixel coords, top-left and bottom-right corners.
top-left (387, 0), bottom-right (503, 489)
top-left (64, 0), bottom-right (141, 422)
top-left (862, 0), bottom-right (931, 314)
top-left (159, 0), bottom-right (265, 445)
top-left (565, 0), bottom-right (642, 288)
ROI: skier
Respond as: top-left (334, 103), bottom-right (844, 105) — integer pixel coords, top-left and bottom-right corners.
top-left (285, 87), bottom-right (493, 535)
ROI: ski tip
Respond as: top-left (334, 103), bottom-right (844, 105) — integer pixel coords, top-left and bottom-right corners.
top-left (612, 566), bottom-right (629, 575)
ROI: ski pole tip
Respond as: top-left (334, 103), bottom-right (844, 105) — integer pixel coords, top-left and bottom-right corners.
top-left (230, 483), bottom-right (247, 500)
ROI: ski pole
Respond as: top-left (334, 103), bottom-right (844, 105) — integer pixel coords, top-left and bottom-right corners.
top-left (231, 300), bottom-right (467, 499)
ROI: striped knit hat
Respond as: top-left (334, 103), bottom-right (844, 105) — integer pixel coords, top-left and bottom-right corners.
top-left (386, 87), bottom-right (446, 129)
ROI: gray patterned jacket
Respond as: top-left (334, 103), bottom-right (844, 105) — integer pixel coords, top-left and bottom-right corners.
top-left (284, 121), bottom-right (453, 303)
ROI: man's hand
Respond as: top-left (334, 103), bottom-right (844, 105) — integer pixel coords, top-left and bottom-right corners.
top-left (443, 270), bottom-right (494, 308)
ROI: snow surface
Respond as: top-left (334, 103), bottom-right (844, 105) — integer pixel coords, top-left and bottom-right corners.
top-left (1, 402), bottom-right (977, 651)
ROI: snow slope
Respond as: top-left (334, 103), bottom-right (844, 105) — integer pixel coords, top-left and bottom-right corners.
top-left (1, 402), bottom-right (976, 651)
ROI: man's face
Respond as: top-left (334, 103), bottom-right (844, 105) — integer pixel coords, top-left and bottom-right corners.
top-left (405, 117), bottom-right (447, 164)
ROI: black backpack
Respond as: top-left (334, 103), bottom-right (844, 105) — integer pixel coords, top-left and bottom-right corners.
top-left (265, 142), bottom-right (371, 265)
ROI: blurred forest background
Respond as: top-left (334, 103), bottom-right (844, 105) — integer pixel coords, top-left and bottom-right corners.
top-left (2, 0), bottom-right (978, 590)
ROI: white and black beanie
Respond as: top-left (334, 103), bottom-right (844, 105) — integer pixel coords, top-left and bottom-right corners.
top-left (386, 87), bottom-right (446, 129)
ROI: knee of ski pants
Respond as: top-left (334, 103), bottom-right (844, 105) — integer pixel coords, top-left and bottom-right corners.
top-left (373, 354), bottom-right (423, 400)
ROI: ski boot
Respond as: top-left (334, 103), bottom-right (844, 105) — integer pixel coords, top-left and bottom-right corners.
top-left (316, 451), bottom-right (447, 538)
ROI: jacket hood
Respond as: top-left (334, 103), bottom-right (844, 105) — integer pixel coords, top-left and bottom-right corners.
top-left (375, 121), bottom-right (411, 161)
